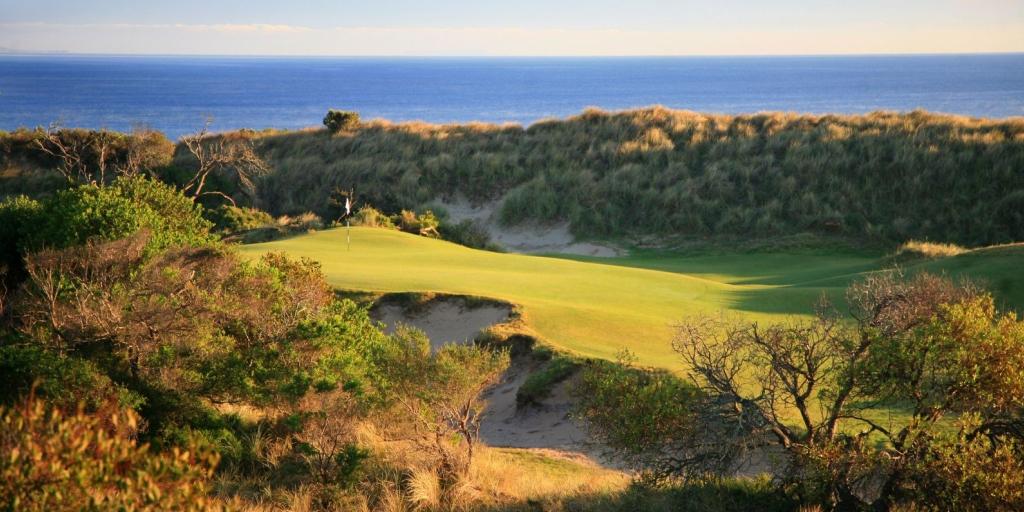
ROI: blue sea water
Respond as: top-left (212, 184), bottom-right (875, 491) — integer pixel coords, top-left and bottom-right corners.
top-left (1, 54), bottom-right (1022, 139)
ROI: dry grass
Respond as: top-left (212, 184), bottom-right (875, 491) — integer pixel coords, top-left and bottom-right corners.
top-left (469, 448), bottom-right (628, 505)
top-left (893, 240), bottom-right (968, 261)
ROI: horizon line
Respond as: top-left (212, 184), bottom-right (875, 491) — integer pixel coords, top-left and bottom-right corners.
top-left (2, 50), bottom-right (1024, 59)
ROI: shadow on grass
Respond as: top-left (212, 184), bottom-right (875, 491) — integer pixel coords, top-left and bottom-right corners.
top-left (476, 477), bottom-right (796, 512)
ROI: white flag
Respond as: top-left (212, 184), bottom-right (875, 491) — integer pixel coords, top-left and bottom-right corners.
top-left (344, 197), bottom-right (351, 215)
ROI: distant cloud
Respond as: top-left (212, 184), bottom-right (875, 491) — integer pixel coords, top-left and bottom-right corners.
top-left (172, 23), bottom-right (313, 34)
top-left (0, 21), bottom-right (1022, 56)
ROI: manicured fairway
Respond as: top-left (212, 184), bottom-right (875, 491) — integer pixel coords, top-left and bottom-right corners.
top-left (242, 228), bottom-right (1023, 370)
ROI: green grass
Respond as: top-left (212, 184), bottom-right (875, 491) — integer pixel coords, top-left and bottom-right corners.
top-left (241, 227), bottom-right (1024, 371)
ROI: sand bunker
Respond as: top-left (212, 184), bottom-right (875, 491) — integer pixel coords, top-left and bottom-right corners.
top-left (372, 294), bottom-right (612, 465)
top-left (372, 298), bottom-right (511, 350)
top-left (435, 195), bottom-right (623, 257)
top-left (480, 361), bottom-right (590, 452)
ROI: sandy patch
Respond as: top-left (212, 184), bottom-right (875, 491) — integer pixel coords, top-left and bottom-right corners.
top-left (479, 356), bottom-right (618, 468)
top-left (372, 299), bottom-right (511, 350)
top-left (434, 195), bottom-right (624, 257)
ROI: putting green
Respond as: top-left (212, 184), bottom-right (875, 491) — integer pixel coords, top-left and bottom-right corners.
top-left (241, 227), bottom-right (1023, 370)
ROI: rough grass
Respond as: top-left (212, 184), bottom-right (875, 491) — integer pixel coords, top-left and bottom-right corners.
top-left (242, 227), bottom-right (1024, 371)
top-left (891, 240), bottom-right (968, 262)
top-left (251, 107), bottom-right (1024, 246)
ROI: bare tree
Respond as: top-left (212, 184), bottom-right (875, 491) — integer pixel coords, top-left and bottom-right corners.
top-left (33, 123), bottom-right (93, 184)
top-left (180, 121), bottom-right (269, 206)
top-left (115, 125), bottom-right (174, 177)
top-left (667, 272), bottom-right (1016, 507)
top-left (32, 124), bottom-right (172, 184)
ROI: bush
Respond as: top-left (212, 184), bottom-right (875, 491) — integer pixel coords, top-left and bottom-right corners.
top-left (574, 354), bottom-right (702, 477)
top-left (207, 205), bottom-right (274, 233)
top-left (0, 394), bottom-right (219, 511)
top-left (350, 205), bottom-right (396, 229)
top-left (0, 345), bottom-right (143, 411)
top-left (323, 110), bottom-right (360, 133)
top-left (439, 219), bottom-right (499, 250)
top-left (23, 176), bottom-right (215, 255)
top-left (396, 209), bottom-right (440, 237)
top-left (516, 354), bottom-right (579, 407)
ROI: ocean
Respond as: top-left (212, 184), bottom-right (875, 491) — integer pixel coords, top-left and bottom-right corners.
top-left (1, 54), bottom-right (1022, 139)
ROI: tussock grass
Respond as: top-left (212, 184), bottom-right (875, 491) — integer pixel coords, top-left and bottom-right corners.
top-left (246, 107), bottom-right (1024, 247)
top-left (893, 240), bottom-right (968, 261)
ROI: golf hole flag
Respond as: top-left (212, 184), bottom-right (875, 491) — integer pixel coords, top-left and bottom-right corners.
top-left (345, 197), bottom-right (351, 216)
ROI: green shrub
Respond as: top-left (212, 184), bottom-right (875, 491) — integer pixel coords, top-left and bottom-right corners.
top-left (516, 354), bottom-right (580, 407)
top-left (207, 205), bottom-right (274, 233)
top-left (24, 176), bottom-right (215, 255)
top-left (0, 345), bottom-right (143, 411)
top-left (439, 219), bottom-right (499, 250)
top-left (396, 209), bottom-right (440, 237)
top-left (323, 110), bottom-right (360, 133)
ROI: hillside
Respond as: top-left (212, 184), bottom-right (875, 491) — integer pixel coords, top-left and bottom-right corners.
top-left (242, 227), bottom-right (1024, 370)
top-left (251, 107), bottom-right (1024, 246)
top-left (4, 108), bottom-right (1024, 247)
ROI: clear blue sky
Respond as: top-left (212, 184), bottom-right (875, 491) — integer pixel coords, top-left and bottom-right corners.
top-left (1, 0), bottom-right (1022, 55)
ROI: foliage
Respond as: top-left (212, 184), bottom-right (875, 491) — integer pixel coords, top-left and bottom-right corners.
top-left (396, 209), bottom-right (440, 237)
top-left (439, 218), bottom-right (499, 251)
top-left (0, 195), bottom-right (45, 286)
top-left (574, 354), bottom-right (703, 477)
top-left (559, 476), bottom-right (795, 512)
top-left (890, 239), bottom-right (967, 262)
top-left (0, 344), bottom-right (143, 411)
top-left (894, 415), bottom-right (1024, 511)
top-left (516, 353), bottom-right (580, 407)
top-left (20, 176), bottom-right (215, 255)
top-left (0, 394), bottom-right (219, 511)
top-left (581, 272), bottom-right (1024, 509)
top-left (3, 125), bottom-right (174, 186)
top-left (380, 326), bottom-right (509, 481)
top-left (253, 108), bottom-right (1024, 246)
top-left (322, 110), bottom-right (361, 133)
top-left (349, 205), bottom-right (396, 229)
top-left (206, 204), bottom-right (274, 234)
top-left (12, 235), bottom-right (345, 411)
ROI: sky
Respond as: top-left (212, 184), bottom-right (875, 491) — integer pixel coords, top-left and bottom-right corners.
top-left (1, 0), bottom-right (1022, 56)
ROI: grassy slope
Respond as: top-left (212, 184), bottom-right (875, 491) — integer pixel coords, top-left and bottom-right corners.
top-left (243, 227), bottom-right (1023, 371)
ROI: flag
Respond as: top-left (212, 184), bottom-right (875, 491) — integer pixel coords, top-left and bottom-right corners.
top-left (344, 197), bottom-right (351, 216)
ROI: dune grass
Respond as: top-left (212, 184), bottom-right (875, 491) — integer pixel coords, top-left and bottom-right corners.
top-left (241, 227), bottom-right (1023, 371)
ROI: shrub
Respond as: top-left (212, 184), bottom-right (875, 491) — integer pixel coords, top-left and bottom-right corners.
top-left (0, 345), bottom-right (142, 411)
top-left (207, 204), bottom-right (274, 233)
top-left (439, 219), bottom-right (498, 250)
top-left (23, 176), bottom-right (215, 255)
top-left (323, 110), bottom-right (360, 133)
top-left (396, 209), bottom-right (440, 237)
top-left (350, 205), bottom-right (396, 229)
top-left (0, 394), bottom-right (219, 511)
top-left (516, 354), bottom-right (579, 407)
top-left (574, 354), bottom-right (702, 477)
top-left (277, 211), bottom-right (323, 232)
top-left (575, 273), bottom-right (1024, 509)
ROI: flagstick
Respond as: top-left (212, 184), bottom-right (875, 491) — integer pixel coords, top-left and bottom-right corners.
top-left (347, 218), bottom-right (351, 251)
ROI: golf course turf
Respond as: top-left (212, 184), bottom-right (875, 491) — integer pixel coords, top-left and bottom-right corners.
top-left (242, 227), bottom-right (1024, 371)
